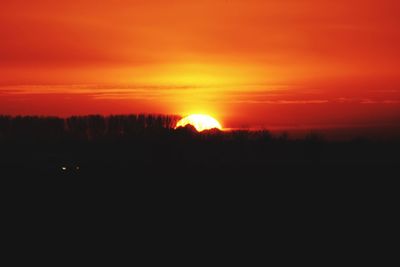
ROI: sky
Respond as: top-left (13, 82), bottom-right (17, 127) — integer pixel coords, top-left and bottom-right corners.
top-left (0, 0), bottom-right (399, 132)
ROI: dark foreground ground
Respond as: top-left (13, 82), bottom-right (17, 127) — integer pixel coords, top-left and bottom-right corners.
top-left (2, 131), bottom-right (399, 179)
top-left (2, 128), bottom-right (398, 242)
top-left (1, 116), bottom-right (398, 258)
top-left (2, 129), bottom-right (398, 217)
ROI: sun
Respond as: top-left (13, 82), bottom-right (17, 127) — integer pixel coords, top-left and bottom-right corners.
top-left (175, 114), bottom-right (223, 132)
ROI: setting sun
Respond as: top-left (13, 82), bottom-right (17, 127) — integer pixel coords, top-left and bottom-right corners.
top-left (176, 114), bottom-right (222, 132)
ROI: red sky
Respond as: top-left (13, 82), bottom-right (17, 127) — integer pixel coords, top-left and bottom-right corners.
top-left (1, 0), bottom-right (399, 131)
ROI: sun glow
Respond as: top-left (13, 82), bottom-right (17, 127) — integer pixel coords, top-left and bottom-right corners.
top-left (175, 114), bottom-right (223, 132)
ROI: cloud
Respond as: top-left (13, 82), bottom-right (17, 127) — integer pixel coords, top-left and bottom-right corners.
top-left (360, 99), bottom-right (400, 104)
top-left (228, 100), bottom-right (329, 104)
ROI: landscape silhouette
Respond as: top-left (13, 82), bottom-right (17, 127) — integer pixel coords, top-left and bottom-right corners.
top-left (1, 114), bottom-right (398, 178)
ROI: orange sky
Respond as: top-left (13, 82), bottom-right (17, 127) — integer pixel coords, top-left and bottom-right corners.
top-left (1, 0), bottom-right (399, 130)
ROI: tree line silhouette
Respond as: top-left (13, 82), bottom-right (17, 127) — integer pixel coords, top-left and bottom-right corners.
top-left (0, 115), bottom-right (398, 176)
top-left (0, 114), bottom-right (180, 141)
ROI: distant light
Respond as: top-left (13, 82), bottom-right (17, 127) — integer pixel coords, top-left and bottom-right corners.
top-left (61, 166), bottom-right (67, 171)
top-left (76, 166), bottom-right (80, 170)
